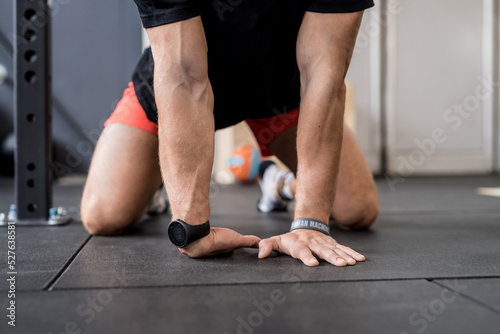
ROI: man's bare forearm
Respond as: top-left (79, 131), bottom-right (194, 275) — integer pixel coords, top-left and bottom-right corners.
top-left (295, 81), bottom-right (345, 223)
top-left (294, 12), bottom-right (363, 224)
top-left (156, 78), bottom-right (214, 225)
top-left (147, 19), bottom-right (214, 226)
top-left (145, 19), bottom-right (261, 258)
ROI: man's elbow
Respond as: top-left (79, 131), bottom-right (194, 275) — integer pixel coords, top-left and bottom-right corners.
top-left (298, 60), bottom-right (346, 98)
top-left (300, 71), bottom-right (346, 103)
top-left (155, 62), bottom-right (211, 99)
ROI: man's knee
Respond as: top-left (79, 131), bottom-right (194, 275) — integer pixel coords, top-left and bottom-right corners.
top-left (333, 196), bottom-right (379, 230)
top-left (81, 201), bottom-right (134, 236)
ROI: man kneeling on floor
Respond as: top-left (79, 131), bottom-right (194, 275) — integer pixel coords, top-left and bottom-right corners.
top-left (81, 0), bottom-right (379, 267)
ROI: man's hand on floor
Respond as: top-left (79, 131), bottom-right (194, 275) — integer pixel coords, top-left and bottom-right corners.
top-left (178, 228), bottom-right (261, 258)
top-left (258, 229), bottom-right (365, 267)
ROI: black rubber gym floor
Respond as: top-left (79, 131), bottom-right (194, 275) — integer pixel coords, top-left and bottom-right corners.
top-left (1, 176), bottom-right (500, 333)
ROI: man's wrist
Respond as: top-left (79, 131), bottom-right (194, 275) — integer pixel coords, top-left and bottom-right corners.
top-left (294, 183), bottom-right (333, 224)
top-left (172, 216), bottom-right (210, 226)
top-left (290, 218), bottom-right (330, 236)
top-left (293, 207), bottom-right (330, 226)
top-left (171, 202), bottom-right (210, 226)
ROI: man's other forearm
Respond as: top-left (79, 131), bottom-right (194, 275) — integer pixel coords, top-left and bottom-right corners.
top-left (294, 80), bottom-right (345, 223)
top-left (294, 12), bottom-right (363, 224)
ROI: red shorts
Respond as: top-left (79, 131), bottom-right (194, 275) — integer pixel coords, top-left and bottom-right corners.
top-left (104, 82), bottom-right (299, 157)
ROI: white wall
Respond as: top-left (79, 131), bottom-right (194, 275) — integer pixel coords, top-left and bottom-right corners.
top-left (385, 0), bottom-right (496, 175)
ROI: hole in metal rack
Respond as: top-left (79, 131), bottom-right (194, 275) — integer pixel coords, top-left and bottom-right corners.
top-left (27, 203), bottom-right (37, 212)
top-left (24, 9), bottom-right (37, 21)
top-left (24, 50), bottom-right (38, 63)
top-left (27, 179), bottom-right (35, 188)
top-left (27, 163), bottom-right (36, 171)
top-left (26, 114), bottom-right (36, 122)
top-left (24, 29), bottom-right (37, 42)
top-left (24, 71), bottom-right (37, 83)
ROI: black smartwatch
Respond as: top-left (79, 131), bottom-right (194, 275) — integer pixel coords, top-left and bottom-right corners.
top-left (168, 219), bottom-right (211, 248)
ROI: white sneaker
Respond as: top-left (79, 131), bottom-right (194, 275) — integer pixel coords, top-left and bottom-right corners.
top-left (257, 160), bottom-right (293, 213)
top-left (147, 186), bottom-right (169, 216)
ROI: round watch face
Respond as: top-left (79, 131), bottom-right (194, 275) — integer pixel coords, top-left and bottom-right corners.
top-left (168, 221), bottom-right (187, 247)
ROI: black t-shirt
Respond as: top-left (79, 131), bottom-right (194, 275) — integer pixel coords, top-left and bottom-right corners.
top-left (132, 0), bottom-right (374, 130)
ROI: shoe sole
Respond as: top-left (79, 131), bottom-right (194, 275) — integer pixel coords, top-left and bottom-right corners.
top-left (256, 198), bottom-right (288, 213)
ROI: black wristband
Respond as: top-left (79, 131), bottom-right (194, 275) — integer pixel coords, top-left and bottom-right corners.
top-left (290, 218), bottom-right (330, 236)
top-left (168, 219), bottom-right (211, 248)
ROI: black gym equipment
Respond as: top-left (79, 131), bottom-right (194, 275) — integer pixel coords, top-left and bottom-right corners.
top-left (0, 1), bottom-right (69, 226)
top-left (0, 131), bottom-right (15, 176)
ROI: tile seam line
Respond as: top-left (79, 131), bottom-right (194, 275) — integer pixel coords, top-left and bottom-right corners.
top-left (48, 275), bottom-right (500, 291)
top-left (216, 210), bottom-right (500, 219)
top-left (43, 235), bottom-right (92, 291)
top-left (378, 209), bottom-right (500, 216)
top-left (1, 289), bottom-right (52, 293)
top-left (431, 280), bottom-right (500, 316)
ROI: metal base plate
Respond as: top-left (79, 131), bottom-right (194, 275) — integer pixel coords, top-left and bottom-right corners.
top-left (0, 216), bottom-right (72, 226)
top-left (0, 206), bottom-right (72, 226)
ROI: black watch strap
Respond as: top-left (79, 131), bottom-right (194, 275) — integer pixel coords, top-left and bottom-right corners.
top-left (168, 219), bottom-right (211, 248)
top-left (290, 218), bottom-right (330, 236)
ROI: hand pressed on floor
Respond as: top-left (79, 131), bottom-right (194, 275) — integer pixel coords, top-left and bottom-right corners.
top-left (178, 228), bottom-right (261, 258)
top-left (258, 229), bottom-right (365, 267)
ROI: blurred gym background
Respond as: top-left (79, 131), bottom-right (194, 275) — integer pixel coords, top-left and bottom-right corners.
top-left (0, 0), bottom-right (498, 180)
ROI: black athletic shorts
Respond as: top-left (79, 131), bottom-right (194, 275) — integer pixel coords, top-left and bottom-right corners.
top-left (134, 0), bottom-right (374, 28)
top-left (131, 0), bottom-right (374, 129)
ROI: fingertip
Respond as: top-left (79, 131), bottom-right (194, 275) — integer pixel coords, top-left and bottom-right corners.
top-left (258, 240), bottom-right (271, 258)
top-left (335, 257), bottom-right (348, 267)
top-left (249, 235), bottom-right (262, 248)
top-left (258, 247), bottom-right (270, 259)
top-left (346, 258), bottom-right (356, 265)
top-left (239, 235), bottom-right (259, 248)
top-left (354, 254), bottom-right (366, 262)
top-left (305, 257), bottom-right (319, 267)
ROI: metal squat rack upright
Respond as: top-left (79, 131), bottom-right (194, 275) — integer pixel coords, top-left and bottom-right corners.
top-left (0, 0), bottom-right (70, 226)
